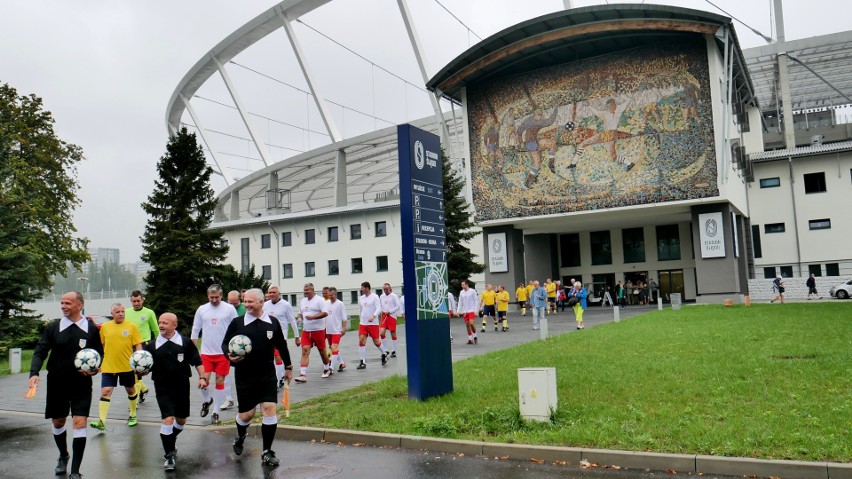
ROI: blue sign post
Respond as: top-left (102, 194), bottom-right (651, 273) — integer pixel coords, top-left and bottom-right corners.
top-left (398, 124), bottom-right (453, 400)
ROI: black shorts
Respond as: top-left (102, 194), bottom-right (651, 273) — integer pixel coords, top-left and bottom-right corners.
top-left (518, 301), bottom-right (526, 308)
top-left (547, 297), bottom-right (556, 304)
top-left (45, 373), bottom-right (93, 419)
top-left (155, 382), bottom-right (190, 419)
top-left (497, 311), bottom-right (506, 319)
top-left (482, 305), bottom-right (495, 317)
top-left (236, 376), bottom-right (278, 414)
top-left (808, 287), bottom-right (818, 294)
top-left (101, 371), bottom-right (136, 388)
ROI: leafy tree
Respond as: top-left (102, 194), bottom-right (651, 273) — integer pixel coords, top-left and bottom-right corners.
top-left (140, 127), bottom-right (227, 330)
top-left (0, 83), bottom-right (89, 323)
top-left (215, 264), bottom-right (270, 295)
top-left (442, 151), bottom-right (484, 296)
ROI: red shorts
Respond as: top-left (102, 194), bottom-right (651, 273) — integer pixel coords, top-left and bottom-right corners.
top-left (300, 330), bottom-right (327, 349)
top-left (463, 312), bottom-right (476, 322)
top-left (326, 333), bottom-right (342, 346)
top-left (359, 324), bottom-right (380, 339)
top-left (201, 354), bottom-right (230, 376)
top-left (380, 313), bottom-right (397, 332)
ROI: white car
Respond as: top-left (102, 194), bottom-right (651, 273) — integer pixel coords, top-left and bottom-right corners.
top-left (829, 280), bottom-right (852, 299)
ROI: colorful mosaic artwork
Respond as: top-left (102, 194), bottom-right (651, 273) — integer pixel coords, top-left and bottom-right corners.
top-left (466, 39), bottom-right (718, 222)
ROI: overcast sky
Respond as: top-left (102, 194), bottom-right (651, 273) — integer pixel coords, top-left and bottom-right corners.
top-left (1, 0), bottom-right (846, 266)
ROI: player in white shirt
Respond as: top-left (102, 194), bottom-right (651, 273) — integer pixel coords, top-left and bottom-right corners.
top-left (379, 283), bottom-right (402, 358)
top-left (357, 281), bottom-right (388, 369)
top-left (447, 291), bottom-right (456, 342)
top-left (456, 281), bottom-right (480, 344)
top-left (324, 286), bottom-right (350, 372)
top-left (293, 283), bottom-right (330, 382)
top-left (190, 284), bottom-right (238, 424)
top-left (263, 285), bottom-right (300, 388)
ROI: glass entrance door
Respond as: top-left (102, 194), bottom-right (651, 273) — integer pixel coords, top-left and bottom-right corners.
top-left (658, 270), bottom-right (685, 302)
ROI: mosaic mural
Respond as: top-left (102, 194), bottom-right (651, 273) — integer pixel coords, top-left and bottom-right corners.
top-left (467, 39), bottom-right (718, 222)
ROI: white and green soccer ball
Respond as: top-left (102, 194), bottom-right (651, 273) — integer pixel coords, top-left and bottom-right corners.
top-left (74, 348), bottom-right (101, 373)
top-left (228, 334), bottom-right (253, 357)
top-left (129, 350), bottom-right (154, 374)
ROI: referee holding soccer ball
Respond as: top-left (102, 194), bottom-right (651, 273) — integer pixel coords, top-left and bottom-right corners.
top-left (222, 288), bottom-right (292, 468)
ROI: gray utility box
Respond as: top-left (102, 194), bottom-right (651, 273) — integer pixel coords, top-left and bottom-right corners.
top-left (518, 367), bottom-right (557, 422)
top-left (671, 293), bottom-right (682, 310)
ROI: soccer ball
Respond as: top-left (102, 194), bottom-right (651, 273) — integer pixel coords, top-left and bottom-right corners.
top-left (74, 348), bottom-right (101, 373)
top-left (228, 334), bottom-right (252, 357)
top-left (129, 350), bottom-right (154, 374)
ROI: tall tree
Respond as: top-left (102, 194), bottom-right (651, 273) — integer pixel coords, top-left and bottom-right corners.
top-left (140, 127), bottom-right (227, 329)
top-left (0, 83), bottom-right (89, 322)
top-left (442, 151), bottom-right (484, 295)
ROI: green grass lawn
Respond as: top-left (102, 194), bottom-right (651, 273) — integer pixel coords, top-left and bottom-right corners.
top-left (0, 349), bottom-right (34, 375)
top-left (286, 304), bottom-right (851, 462)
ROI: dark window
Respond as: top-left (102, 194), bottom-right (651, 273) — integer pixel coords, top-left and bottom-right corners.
top-left (826, 263), bottom-right (840, 276)
top-left (337, 291), bottom-right (344, 301)
top-left (240, 238), bottom-right (250, 274)
top-left (765, 223), bottom-right (785, 234)
top-left (328, 260), bottom-right (339, 275)
top-left (281, 232), bottom-right (292, 247)
top-left (350, 224), bottom-right (361, 240)
top-left (759, 177), bottom-right (781, 188)
top-left (352, 258), bottom-right (363, 274)
top-left (808, 264), bottom-right (822, 276)
top-left (779, 266), bottom-right (793, 278)
top-left (763, 267), bottom-right (776, 279)
top-left (590, 231), bottom-right (612, 266)
top-left (803, 172), bottom-right (826, 194)
top-left (305, 229), bottom-right (315, 244)
top-left (751, 225), bottom-right (762, 259)
top-left (559, 233), bottom-right (581, 267)
top-left (305, 262), bottom-right (315, 277)
top-left (808, 218), bottom-right (831, 230)
top-left (290, 294), bottom-right (297, 305)
top-left (656, 225), bottom-right (681, 261)
top-left (375, 221), bottom-right (387, 237)
top-left (282, 263), bottom-right (293, 279)
top-left (622, 227), bottom-right (645, 263)
top-left (350, 291), bottom-right (358, 304)
top-left (376, 256), bottom-right (388, 272)
top-left (328, 226), bottom-right (338, 242)
top-left (261, 265), bottom-right (271, 280)
top-left (261, 234), bottom-right (271, 249)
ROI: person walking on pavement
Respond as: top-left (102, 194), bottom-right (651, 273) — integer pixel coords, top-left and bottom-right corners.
top-left (356, 281), bottom-right (389, 369)
top-left (806, 274), bottom-right (822, 300)
top-left (770, 275), bottom-right (785, 303)
top-left (457, 281), bottom-right (480, 344)
top-left (191, 284), bottom-right (238, 424)
top-left (530, 281), bottom-right (548, 330)
top-left (125, 290), bottom-right (158, 404)
top-left (570, 281), bottom-right (588, 329)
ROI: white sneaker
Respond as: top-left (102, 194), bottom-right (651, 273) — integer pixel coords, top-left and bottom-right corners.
top-left (294, 375), bottom-right (307, 383)
top-left (321, 369), bottom-right (331, 378)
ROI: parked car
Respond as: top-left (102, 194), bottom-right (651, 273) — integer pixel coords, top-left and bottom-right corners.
top-left (829, 280), bottom-right (852, 299)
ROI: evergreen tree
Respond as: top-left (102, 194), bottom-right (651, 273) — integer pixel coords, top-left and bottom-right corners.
top-left (140, 128), bottom-right (227, 330)
top-left (442, 151), bottom-right (484, 296)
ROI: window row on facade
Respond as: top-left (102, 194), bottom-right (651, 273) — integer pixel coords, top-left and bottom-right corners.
top-left (763, 263), bottom-right (841, 279)
top-left (758, 171), bottom-right (842, 193)
top-left (259, 221), bottom-right (387, 248)
top-left (560, 225), bottom-right (683, 267)
top-left (259, 256), bottom-right (390, 280)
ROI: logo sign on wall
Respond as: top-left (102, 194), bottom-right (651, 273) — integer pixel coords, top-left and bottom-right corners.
top-left (488, 233), bottom-right (508, 273)
top-left (698, 212), bottom-right (726, 258)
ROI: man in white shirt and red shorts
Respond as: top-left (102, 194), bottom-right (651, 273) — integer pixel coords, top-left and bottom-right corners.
top-left (293, 283), bottom-right (330, 382)
top-left (379, 283), bottom-right (402, 358)
top-left (357, 281), bottom-right (389, 369)
top-left (324, 286), bottom-right (349, 372)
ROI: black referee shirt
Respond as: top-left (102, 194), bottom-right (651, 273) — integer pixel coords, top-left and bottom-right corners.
top-left (30, 318), bottom-right (103, 378)
top-left (222, 314), bottom-right (290, 385)
top-left (146, 333), bottom-right (202, 387)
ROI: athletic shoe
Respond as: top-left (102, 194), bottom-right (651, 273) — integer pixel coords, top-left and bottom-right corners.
top-left (494, 326), bottom-right (498, 331)
top-left (89, 419), bottom-right (106, 431)
top-left (261, 449), bottom-right (280, 467)
top-left (357, 361), bottom-right (366, 369)
top-left (338, 362), bottom-right (346, 372)
top-left (294, 374), bottom-right (307, 383)
top-left (474, 336), bottom-right (478, 344)
top-left (139, 390), bottom-right (147, 404)
top-left (233, 435), bottom-right (246, 455)
top-left (127, 416), bottom-right (138, 427)
top-left (321, 370), bottom-right (331, 378)
top-left (480, 327), bottom-right (485, 332)
top-left (200, 398), bottom-right (213, 417)
top-left (381, 353), bottom-right (388, 366)
top-left (211, 413), bottom-right (220, 425)
top-left (163, 451), bottom-right (176, 471)
top-left (55, 454), bottom-right (69, 475)
top-left (278, 378), bottom-right (285, 389)
top-left (69, 474), bottom-right (82, 479)
top-left (220, 399), bottom-right (234, 410)
top-left (390, 351), bottom-right (396, 358)
top-left (466, 340), bottom-right (473, 344)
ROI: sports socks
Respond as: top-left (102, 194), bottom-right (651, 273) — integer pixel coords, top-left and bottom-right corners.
top-left (261, 415), bottom-right (277, 451)
top-left (359, 346), bottom-right (367, 362)
top-left (71, 428), bottom-right (86, 474)
top-left (128, 393), bottom-right (138, 417)
top-left (159, 423), bottom-right (175, 453)
top-left (392, 339), bottom-right (397, 353)
top-left (330, 352), bottom-right (339, 370)
top-left (173, 422), bottom-right (184, 437)
top-left (224, 374), bottom-right (234, 401)
top-left (200, 386), bottom-right (211, 403)
top-left (235, 415), bottom-right (250, 439)
top-left (52, 425), bottom-right (68, 457)
top-left (212, 385), bottom-right (225, 414)
top-left (136, 378), bottom-right (148, 394)
top-left (299, 366), bottom-right (308, 377)
top-left (274, 360), bottom-right (284, 383)
top-left (98, 397), bottom-right (111, 422)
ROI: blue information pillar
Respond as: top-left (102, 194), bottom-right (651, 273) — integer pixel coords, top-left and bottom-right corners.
top-left (398, 124), bottom-right (453, 400)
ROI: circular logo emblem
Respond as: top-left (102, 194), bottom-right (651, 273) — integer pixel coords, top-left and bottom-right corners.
top-left (414, 141), bottom-right (425, 170)
top-left (492, 238), bottom-right (503, 253)
top-left (705, 219), bottom-right (718, 237)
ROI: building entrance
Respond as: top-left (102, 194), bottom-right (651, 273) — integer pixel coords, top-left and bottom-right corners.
top-left (658, 270), bottom-right (685, 302)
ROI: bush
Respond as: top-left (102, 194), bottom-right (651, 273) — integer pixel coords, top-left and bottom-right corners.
top-left (0, 316), bottom-right (46, 356)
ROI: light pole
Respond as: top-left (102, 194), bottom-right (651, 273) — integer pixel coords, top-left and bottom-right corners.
top-left (77, 277), bottom-right (88, 295)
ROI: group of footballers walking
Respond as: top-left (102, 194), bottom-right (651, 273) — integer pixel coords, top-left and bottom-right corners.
top-left (28, 279), bottom-right (406, 476)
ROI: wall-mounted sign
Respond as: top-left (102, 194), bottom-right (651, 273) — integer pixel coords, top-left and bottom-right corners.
top-left (488, 233), bottom-right (508, 273)
top-left (698, 212), bottom-right (726, 258)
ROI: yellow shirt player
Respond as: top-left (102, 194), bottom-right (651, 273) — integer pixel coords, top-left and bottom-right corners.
top-left (526, 282), bottom-right (534, 303)
top-left (496, 286), bottom-right (511, 332)
top-left (545, 280), bottom-right (557, 313)
top-left (480, 285), bottom-right (498, 332)
top-left (125, 290), bottom-right (158, 403)
top-left (90, 303), bottom-right (143, 431)
top-left (515, 283), bottom-right (528, 317)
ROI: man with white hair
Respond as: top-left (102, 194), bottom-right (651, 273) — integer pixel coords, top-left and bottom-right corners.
top-left (263, 285), bottom-right (300, 388)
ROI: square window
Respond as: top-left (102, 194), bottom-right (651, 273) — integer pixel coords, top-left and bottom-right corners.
top-left (376, 255), bottom-right (388, 272)
top-left (375, 221), bottom-right (387, 237)
top-left (282, 263), bottom-right (293, 279)
top-left (559, 233), bottom-right (581, 267)
top-left (803, 172), bottom-right (826, 194)
top-left (590, 230), bottom-right (612, 265)
top-left (808, 264), bottom-right (822, 277)
top-left (337, 291), bottom-right (344, 301)
top-left (328, 259), bottom-right (339, 275)
top-left (826, 263), bottom-right (839, 276)
top-left (622, 227), bottom-right (645, 263)
top-left (350, 291), bottom-right (358, 304)
top-left (808, 218), bottom-right (831, 230)
top-left (350, 224), bottom-right (361, 240)
top-left (779, 266), bottom-right (793, 278)
top-left (305, 229), bottom-right (315, 244)
top-left (282, 232), bottom-right (292, 247)
top-left (305, 262), bottom-right (315, 277)
top-left (261, 265), bottom-right (271, 280)
top-left (759, 177), bottom-right (781, 188)
top-left (328, 226), bottom-right (338, 242)
top-left (763, 267), bottom-right (776, 279)
top-left (656, 225), bottom-right (681, 261)
top-left (351, 257), bottom-right (363, 274)
top-left (261, 234), bottom-right (271, 249)
top-left (764, 223), bottom-right (785, 234)
top-left (290, 294), bottom-right (297, 305)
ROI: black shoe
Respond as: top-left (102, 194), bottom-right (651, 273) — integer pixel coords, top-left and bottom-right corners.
top-left (357, 361), bottom-right (366, 369)
top-left (261, 449), bottom-right (280, 467)
top-left (68, 474), bottom-right (82, 479)
top-left (139, 390), bottom-right (147, 404)
top-left (381, 353), bottom-right (388, 366)
top-left (390, 351), bottom-right (396, 358)
top-left (474, 336), bottom-right (478, 344)
top-left (211, 413), bottom-right (220, 425)
top-left (55, 454), bottom-right (69, 475)
top-left (232, 435), bottom-right (246, 456)
top-left (278, 378), bottom-right (285, 389)
top-left (163, 451), bottom-right (176, 471)
top-left (494, 326), bottom-right (498, 331)
top-left (200, 398), bottom-right (213, 417)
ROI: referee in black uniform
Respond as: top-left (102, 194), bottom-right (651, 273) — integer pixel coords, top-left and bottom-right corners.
top-left (143, 312), bottom-right (208, 471)
top-left (222, 288), bottom-right (292, 467)
top-left (29, 291), bottom-right (103, 479)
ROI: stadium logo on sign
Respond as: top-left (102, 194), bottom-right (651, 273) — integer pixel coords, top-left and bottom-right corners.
top-left (492, 238), bottom-right (503, 254)
top-left (414, 140), bottom-right (425, 170)
top-left (705, 218), bottom-right (718, 237)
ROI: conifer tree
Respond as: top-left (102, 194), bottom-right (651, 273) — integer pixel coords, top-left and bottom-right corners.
top-left (442, 152), bottom-right (484, 295)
